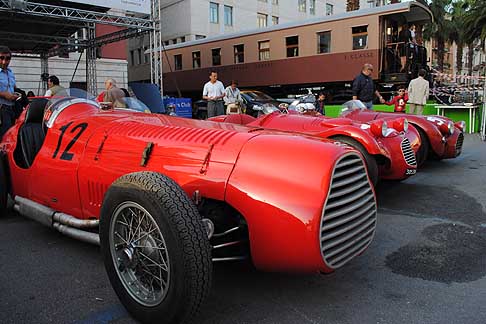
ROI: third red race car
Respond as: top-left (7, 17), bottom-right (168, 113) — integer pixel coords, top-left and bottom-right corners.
top-left (340, 100), bottom-right (465, 166)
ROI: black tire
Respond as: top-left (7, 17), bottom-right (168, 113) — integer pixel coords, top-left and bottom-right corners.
top-left (415, 127), bottom-right (430, 167)
top-left (332, 136), bottom-right (379, 187)
top-left (0, 154), bottom-right (8, 217)
top-left (100, 171), bottom-right (212, 324)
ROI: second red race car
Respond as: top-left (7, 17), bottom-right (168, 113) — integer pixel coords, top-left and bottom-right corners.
top-left (340, 100), bottom-right (465, 166)
top-left (209, 108), bottom-right (420, 186)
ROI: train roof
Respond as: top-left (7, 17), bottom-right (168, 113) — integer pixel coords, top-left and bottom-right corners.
top-left (154, 1), bottom-right (432, 53)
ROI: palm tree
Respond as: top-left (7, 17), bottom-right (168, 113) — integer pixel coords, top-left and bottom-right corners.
top-left (463, 0), bottom-right (486, 44)
top-left (346, 0), bottom-right (360, 11)
top-left (423, 0), bottom-right (453, 72)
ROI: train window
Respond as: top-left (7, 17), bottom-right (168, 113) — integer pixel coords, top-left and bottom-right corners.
top-left (174, 54), bottom-right (182, 71)
top-left (317, 31), bottom-right (331, 54)
top-left (212, 48), bottom-right (221, 66)
top-left (352, 25), bottom-right (368, 50)
top-left (192, 51), bottom-right (201, 69)
top-left (286, 36), bottom-right (299, 57)
top-left (258, 41), bottom-right (270, 61)
top-left (234, 44), bottom-right (244, 63)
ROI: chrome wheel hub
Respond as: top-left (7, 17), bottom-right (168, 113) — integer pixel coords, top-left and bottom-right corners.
top-left (110, 202), bottom-right (170, 307)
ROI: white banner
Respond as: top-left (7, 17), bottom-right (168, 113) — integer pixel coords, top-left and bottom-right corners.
top-left (64, 0), bottom-right (151, 15)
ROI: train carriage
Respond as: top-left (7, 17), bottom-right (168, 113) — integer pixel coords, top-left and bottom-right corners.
top-left (159, 1), bottom-right (433, 101)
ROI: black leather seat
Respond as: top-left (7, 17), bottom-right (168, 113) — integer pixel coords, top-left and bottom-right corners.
top-left (19, 99), bottom-right (48, 168)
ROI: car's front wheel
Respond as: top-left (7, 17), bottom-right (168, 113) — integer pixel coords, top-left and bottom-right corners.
top-left (100, 171), bottom-right (212, 324)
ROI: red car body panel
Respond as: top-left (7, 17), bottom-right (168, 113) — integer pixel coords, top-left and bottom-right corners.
top-left (342, 109), bottom-right (464, 159)
top-left (209, 113), bottom-right (418, 181)
top-left (1, 99), bottom-right (377, 273)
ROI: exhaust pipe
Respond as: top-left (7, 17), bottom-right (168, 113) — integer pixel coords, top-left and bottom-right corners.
top-left (14, 196), bottom-right (100, 246)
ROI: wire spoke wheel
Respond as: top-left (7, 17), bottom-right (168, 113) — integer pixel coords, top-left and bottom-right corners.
top-left (110, 202), bottom-right (170, 307)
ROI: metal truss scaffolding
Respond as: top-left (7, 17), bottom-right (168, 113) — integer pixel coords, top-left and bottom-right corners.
top-left (0, 0), bottom-right (161, 93)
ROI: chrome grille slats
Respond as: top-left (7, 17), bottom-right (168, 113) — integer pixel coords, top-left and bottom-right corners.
top-left (401, 137), bottom-right (417, 166)
top-left (320, 153), bottom-right (377, 269)
top-left (456, 133), bottom-right (464, 156)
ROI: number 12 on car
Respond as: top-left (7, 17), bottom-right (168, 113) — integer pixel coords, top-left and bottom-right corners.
top-left (52, 122), bottom-right (88, 161)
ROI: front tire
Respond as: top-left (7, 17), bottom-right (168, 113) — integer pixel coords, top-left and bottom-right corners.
top-left (415, 127), bottom-right (430, 167)
top-left (100, 172), bottom-right (212, 324)
top-left (332, 136), bottom-right (379, 187)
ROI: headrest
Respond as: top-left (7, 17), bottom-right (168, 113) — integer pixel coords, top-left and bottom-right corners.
top-left (25, 99), bottom-right (48, 124)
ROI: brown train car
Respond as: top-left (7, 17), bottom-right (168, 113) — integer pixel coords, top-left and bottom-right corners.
top-left (160, 1), bottom-right (432, 101)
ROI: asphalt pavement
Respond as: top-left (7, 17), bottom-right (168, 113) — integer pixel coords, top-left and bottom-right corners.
top-left (1, 134), bottom-right (485, 324)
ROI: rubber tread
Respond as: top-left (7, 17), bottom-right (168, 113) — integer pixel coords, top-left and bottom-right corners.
top-left (100, 171), bottom-right (212, 324)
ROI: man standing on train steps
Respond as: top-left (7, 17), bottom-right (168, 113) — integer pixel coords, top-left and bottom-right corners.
top-left (352, 63), bottom-right (385, 109)
top-left (203, 71), bottom-right (225, 118)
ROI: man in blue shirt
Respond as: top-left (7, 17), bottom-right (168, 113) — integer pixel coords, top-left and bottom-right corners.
top-left (0, 46), bottom-right (19, 138)
top-left (352, 63), bottom-right (385, 109)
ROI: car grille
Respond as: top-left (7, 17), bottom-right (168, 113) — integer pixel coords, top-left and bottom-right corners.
top-left (401, 138), bottom-right (417, 166)
top-left (455, 132), bottom-right (464, 156)
top-left (320, 153), bottom-right (377, 269)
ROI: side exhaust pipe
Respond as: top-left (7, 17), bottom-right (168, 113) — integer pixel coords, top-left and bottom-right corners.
top-left (14, 196), bottom-right (100, 246)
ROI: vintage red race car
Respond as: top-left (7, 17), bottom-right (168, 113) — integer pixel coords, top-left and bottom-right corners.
top-left (0, 94), bottom-right (377, 324)
top-left (209, 111), bottom-right (420, 186)
top-left (340, 100), bottom-right (465, 166)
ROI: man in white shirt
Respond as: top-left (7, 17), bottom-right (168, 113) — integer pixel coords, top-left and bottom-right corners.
top-left (407, 69), bottom-right (429, 115)
top-left (223, 80), bottom-right (243, 114)
top-left (202, 71), bottom-right (225, 118)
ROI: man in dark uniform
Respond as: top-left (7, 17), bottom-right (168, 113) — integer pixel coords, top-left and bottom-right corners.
top-left (0, 46), bottom-right (19, 138)
top-left (352, 63), bottom-right (385, 110)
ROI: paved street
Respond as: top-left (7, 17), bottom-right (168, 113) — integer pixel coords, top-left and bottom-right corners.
top-left (1, 134), bottom-right (485, 324)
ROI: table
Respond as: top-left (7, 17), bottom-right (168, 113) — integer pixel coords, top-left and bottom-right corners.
top-left (435, 104), bottom-right (480, 134)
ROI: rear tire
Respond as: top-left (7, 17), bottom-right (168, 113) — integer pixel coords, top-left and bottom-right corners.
top-left (0, 154), bottom-right (8, 217)
top-left (415, 127), bottom-right (430, 167)
top-left (332, 136), bottom-right (379, 187)
top-left (100, 171), bottom-right (212, 324)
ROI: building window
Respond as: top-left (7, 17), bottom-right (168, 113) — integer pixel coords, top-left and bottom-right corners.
top-left (172, 38), bottom-right (177, 44)
top-left (174, 54), bottom-right (182, 71)
top-left (326, 3), bottom-right (334, 15)
top-left (144, 47), bottom-right (149, 64)
top-left (224, 5), bottom-right (233, 26)
top-left (212, 48), bottom-right (221, 66)
top-left (137, 48), bottom-right (142, 65)
top-left (352, 25), bottom-right (368, 50)
top-left (317, 31), bottom-right (331, 53)
top-left (130, 50), bottom-right (135, 65)
top-left (234, 44), bottom-right (244, 63)
top-left (298, 0), bottom-right (306, 12)
top-left (258, 0), bottom-right (268, 2)
top-left (272, 0), bottom-right (278, 4)
top-left (258, 40), bottom-right (270, 61)
top-left (164, 40), bottom-right (169, 46)
top-left (286, 36), bottom-right (299, 57)
top-left (272, 16), bottom-right (279, 25)
top-left (257, 13), bottom-right (268, 28)
top-left (180, 36), bottom-right (186, 43)
top-left (196, 35), bottom-right (206, 40)
top-left (210, 2), bottom-right (219, 24)
top-left (310, 0), bottom-right (316, 15)
top-left (192, 51), bottom-right (201, 68)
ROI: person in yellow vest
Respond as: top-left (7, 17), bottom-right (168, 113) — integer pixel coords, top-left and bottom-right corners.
top-left (44, 75), bottom-right (67, 97)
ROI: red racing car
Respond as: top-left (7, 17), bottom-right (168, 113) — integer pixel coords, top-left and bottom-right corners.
top-left (0, 94), bottom-right (377, 324)
top-left (209, 110), bottom-right (420, 186)
top-left (340, 100), bottom-right (465, 166)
